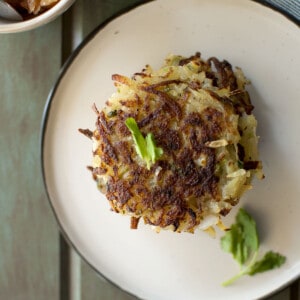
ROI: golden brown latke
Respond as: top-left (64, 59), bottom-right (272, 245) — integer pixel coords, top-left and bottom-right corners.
top-left (80, 53), bottom-right (263, 233)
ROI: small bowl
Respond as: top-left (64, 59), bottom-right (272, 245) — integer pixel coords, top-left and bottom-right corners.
top-left (0, 0), bottom-right (75, 33)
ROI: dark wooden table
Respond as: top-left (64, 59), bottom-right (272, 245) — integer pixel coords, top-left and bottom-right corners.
top-left (0, 1), bottom-right (299, 299)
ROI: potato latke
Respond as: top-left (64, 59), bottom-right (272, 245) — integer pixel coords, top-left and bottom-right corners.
top-left (81, 53), bottom-right (263, 233)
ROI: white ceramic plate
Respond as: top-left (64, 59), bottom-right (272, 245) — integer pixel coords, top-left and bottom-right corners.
top-left (41, 1), bottom-right (300, 299)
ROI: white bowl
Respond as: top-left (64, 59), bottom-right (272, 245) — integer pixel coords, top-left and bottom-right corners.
top-left (0, 0), bottom-right (75, 33)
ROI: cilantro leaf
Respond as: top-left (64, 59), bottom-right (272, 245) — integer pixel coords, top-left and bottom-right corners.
top-left (221, 208), bottom-right (258, 265)
top-left (221, 208), bottom-right (286, 286)
top-left (146, 133), bottom-right (164, 164)
top-left (125, 118), bottom-right (163, 169)
top-left (125, 117), bottom-right (148, 159)
top-left (248, 251), bottom-right (286, 276)
top-left (221, 223), bottom-right (243, 262)
top-left (236, 208), bottom-right (259, 264)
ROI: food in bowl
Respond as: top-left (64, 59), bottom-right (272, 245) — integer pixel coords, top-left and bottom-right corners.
top-left (5, 0), bottom-right (59, 18)
top-left (81, 53), bottom-right (263, 234)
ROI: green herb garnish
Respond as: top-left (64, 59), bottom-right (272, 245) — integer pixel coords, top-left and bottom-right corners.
top-left (221, 208), bottom-right (286, 286)
top-left (125, 117), bottom-right (163, 169)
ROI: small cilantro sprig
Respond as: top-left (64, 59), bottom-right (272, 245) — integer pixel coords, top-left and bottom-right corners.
top-left (221, 208), bottom-right (286, 286)
top-left (125, 117), bottom-right (163, 169)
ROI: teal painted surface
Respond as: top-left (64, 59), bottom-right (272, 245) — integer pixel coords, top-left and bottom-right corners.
top-left (81, 260), bottom-right (137, 300)
top-left (81, 0), bottom-right (146, 38)
top-left (0, 19), bottom-right (61, 299)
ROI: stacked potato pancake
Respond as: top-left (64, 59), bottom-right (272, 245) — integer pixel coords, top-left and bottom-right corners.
top-left (82, 53), bottom-right (263, 234)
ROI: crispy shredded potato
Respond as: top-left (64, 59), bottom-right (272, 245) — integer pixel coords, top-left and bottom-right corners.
top-left (81, 52), bottom-right (263, 233)
top-left (6, 0), bottom-right (59, 16)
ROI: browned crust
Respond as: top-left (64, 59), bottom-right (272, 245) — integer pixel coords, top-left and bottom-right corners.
top-left (78, 128), bottom-right (93, 139)
top-left (84, 53), bottom-right (258, 232)
top-left (91, 95), bottom-right (231, 231)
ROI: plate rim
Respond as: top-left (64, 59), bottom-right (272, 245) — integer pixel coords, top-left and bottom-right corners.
top-left (252, 0), bottom-right (300, 25)
top-left (40, 1), bottom-right (300, 299)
